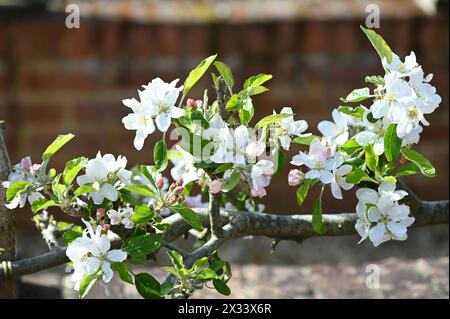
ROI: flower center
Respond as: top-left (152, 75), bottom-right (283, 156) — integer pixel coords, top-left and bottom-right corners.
top-left (158, 102), bottom-right (170, 113)
top-left (408, 106), bottom-right (419, 120)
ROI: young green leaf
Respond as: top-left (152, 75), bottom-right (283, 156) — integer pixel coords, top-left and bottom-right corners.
top-left (340, 88), bottom-right (371, 103)
top-left (339, 139), bottom-right (363, 156)
top-left (62, 226), bottom-right (83, 245)
top-left (168, 250), bottom-right (184, 270)
top-left (154, 139), bottom-right (168, 172)
top-left (6, 181), bottom-right (31, 202)
top-left (364, 144), bottom-right (379, 172)
top-left (384, 124), bottom-right (401, 162)
top-left (134, 273), bottom-right (163, 299)
top-left (123, 185), bottom-right (154, 198)
top-left (63, 157), bottom-right (88, 185)
top-left (213, 279), bottom-right (231, 296)
top-left (401, 148), bottom-right (436, 177)
top-left (337, 105), bottom-right (366, 120)
top-left (42, 134), bottom-right (75, 162)
top-left (131, 205), bottom-right (155, 224)
top-left (74, 184), bottom-right (96, 197)
top-left (173, 206), bottom-right (204, 231)
top-left (111, 262), bottom-right (134, 285)
top-left (254, 113), bottom-right (292, 129)
top-left (360, 26), bottom-right (393, 64)
top-left (221, 170), bottom-right (241, 193)
top-left (346, 168), bottom-right (373, 184)
top-left (296, 179), bottom-right (311, 206)
top-left (182, 54), bottom-right (217, 98)
top-left (243, 74), bottom-right (272, 90)
top-left (125, 233), bottom-right (163, 257)
top-left (79, 272), bottom-right (100, 299)
top-left (31, 198), bottom-right (58, 214)
top-left (292, 135), bottom-right (319, 145)
top-left (225, 93), bottom-right (240, 111)
top-left (312, 187), bottom-right (326, 234)
top-left (396, 163), bottom-right (421, 177)
top-left (214, 61), bottom-right (234, 93)
top-left (365, 75), bottom-right (385, 85)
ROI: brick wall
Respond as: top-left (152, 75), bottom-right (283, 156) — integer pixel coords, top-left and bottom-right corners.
top-left (0, 13), bottom-right (448, 228)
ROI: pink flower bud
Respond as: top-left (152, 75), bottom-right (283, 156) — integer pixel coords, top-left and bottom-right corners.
top-left (251, 187), bottom-right (267, 198)
top-left (20, 157), bottom-right (32, 170)
top-left (210, 179), bottom-right (222, 194)
top-left (156, 177), bottom-right (164, 189)
top-left (175, 186), bottom-right (184, 193)
top-left (102, 224), bottom-right (110, 231)
top-left (96, 208), bottom-right (105, 218)
top-left (288, 169), bottom-right (304, 187)
top-left (187, 98), bottom-right (198, 109)
top-left (31, 163), bottom-right (42, 174)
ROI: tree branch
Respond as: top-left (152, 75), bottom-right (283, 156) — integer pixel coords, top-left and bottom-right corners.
top-left (1, 195), bottom-right (448, 280)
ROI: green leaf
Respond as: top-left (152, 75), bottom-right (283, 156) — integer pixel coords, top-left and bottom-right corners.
top-left (197, 268), bottom-right (218, 280)
top-left (337, 105), bottom-right (366, 120)
top-left (74, 184), bottom-right (96, 197)
top-left (364, 144), bottom-right (379, 172)
top-left (274, 149), bottom-right (286, 175)
top-left (365, 75), bottom-right (385, 85)
top-left (254, 113), bottom-right (292, 129)
top-left (225, 93), bottom-right (239, 111)
top-left (214, 61), bottom-right (234, 93)
top-left (63, 157), bottom-right (88, 185)
top-left (168, 250), bottom-right (184, 270)
top-left (160, 283), bottom-right (174, 296)
top-left (79, 272), bottom-right (100, 299)
top-left (111, 262), bottom-right (134, 285)
top-left (221, 170), bottom-right (241, 193)
top-left (140, 165), bottom-right (158, 189)
top-left (131, 205), bottom-right (155, 224)
top-left (173, 206), bottom-right (204, 231)
top-left (244, 74), bottom-right (272, 90)
top-left (125, 233), bottom-right (163, 257)
top-left (296, 179), bottom-right (311, 206)
top-left (239, 96), bottom-right (254, 125)
top-left (401, 148), bottom-right (436, 177)
top-left (31, 198), bottom-right (58, 214)
top-left (213, 279), bottom-right (231, 296)
top-left (384, 124), bottom-right (402, 162)
top-left (192, 257), bottom-right (209, 271)
top-left (346, 169), bottom-right (372, 184)
top-left (340, 88), bottom-right (371, 103)
top-left (396, 163), bottom-right (421, 177)
top-left (42, 134), bottom-right (75, 162)
top-left (154, 139), bottom-right (168, 172)
top-left (6, 181), bottom-right (31, 202)
top-left (134, 273), bottom-right (163, 299)
top-left (339, 139), bottom-right (363, 156)
top-left (247, 85), bottom-right (269, 96)
top-left (182, 54), bottom-right (217, 98)
top-left (292, 135), bottom-right (319, 145)
top-left (384, 176), bottom-right (397, 184)
top-left (62, 226), bottom-right (83, 245)
top-left (214, 163), bottom-right (234, 175)
top-left (360, 26), bottom-right (393, 64)
top-left (123, 185), bottom-right (154, 198)
top-left (312, 188), bottom-right (326, 234)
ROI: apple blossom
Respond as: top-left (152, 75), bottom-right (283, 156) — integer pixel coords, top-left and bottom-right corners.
top-left (355, 182), bottom-right (414, 247)
top-left (66, 219), bottom-right (127, 291)
top-left (76, 152), bottom-right (131, 205)
top-left (210, 179), bottom-right (222, 194)
top-left (270, 107), bottom-right (309, 151)
top-left (170, 145), bottom-right (201, 184)
top-left (107, 205), bottom-right (135, 229)
top-left (318, 109), bottom-right (349, 150)
top-left (288, 169), bottom-right (304, 187)
top-left (330, 164), bottom-right (353, 200)
top-left (250, 159), bottom-right (274, 198)
top-left (140, 78), bottom-right (185, 132)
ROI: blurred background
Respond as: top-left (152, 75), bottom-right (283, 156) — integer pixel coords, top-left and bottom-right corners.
top-left (0, 0), bottom-right (448, 298)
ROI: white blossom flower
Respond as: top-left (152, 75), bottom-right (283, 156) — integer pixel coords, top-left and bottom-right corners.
top-left (2, 156), bottom-right (44, 209)
top-left (290, 139), bottom-right (340, 184)
top-left (354, 110), bottom-right (385, 155)
top-left (77, 152), bottom-right (131, 205)
top-left (318, 109), bottom-right (349, 150)
top-left (66, 219), bottom-right (127, 291)
top-left (383, 52), bottom-right (420, 77)
top-left (270, 107), bottom-right (309, 151)
top-left (170, 145), bottom-right (201, 184)
top-left (330, 164), bottom-right (353, 200)
top-left (355, 182), bottom-right (414, 247)
top-left (371, 72), bottom-right (416, 119)
top-left (107, 205), bottom-right (135, 229)
top-left (140, 78), bottom-right (185, 132)
top-left (250, 160), bottom-right (274, 198)
top-left (122, 91), bottom-right (156, 151)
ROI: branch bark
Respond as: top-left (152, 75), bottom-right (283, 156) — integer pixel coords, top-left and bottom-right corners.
top-left (0, 121), bottom-right (16, 298)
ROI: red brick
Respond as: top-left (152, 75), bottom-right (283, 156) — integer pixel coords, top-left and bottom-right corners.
top-left (154, 25), bottom-right (181, 56)
top-left (301, 21), bottom-right (329, 53)
top-left (123, 24), bottom-right (153, 58)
